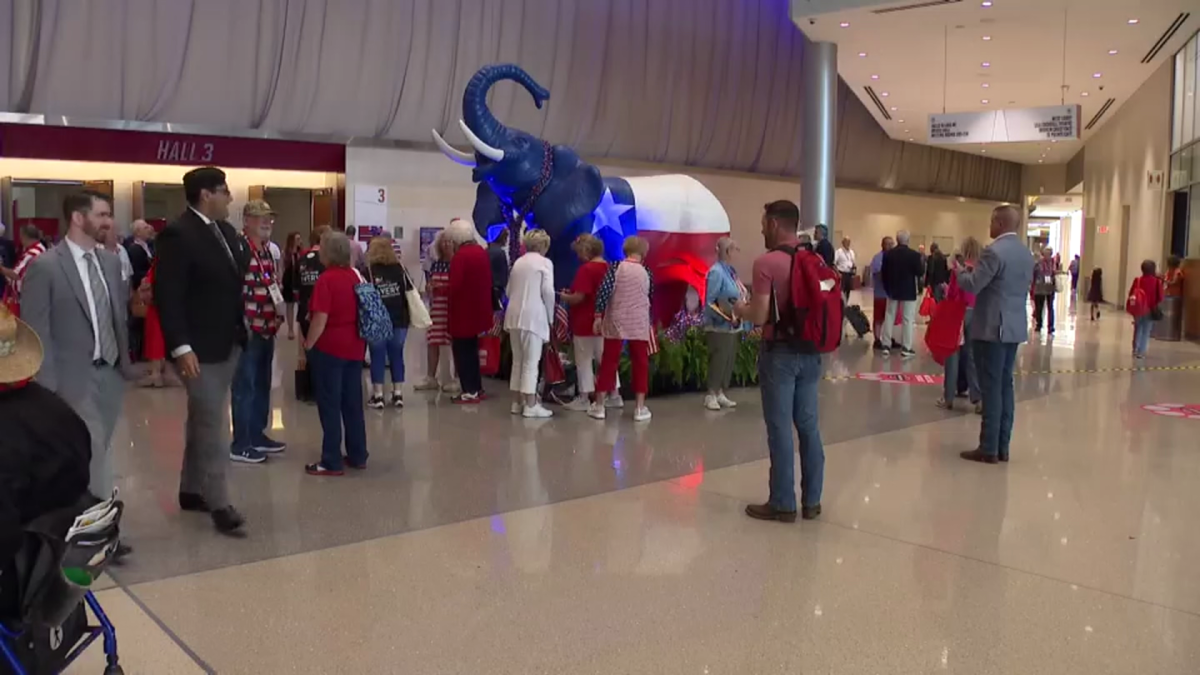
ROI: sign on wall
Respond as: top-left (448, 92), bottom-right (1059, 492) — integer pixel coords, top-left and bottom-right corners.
top-left (353, 185), bottom-right (388, 230)
top-left (928, 105), bottom-right (1080, 145)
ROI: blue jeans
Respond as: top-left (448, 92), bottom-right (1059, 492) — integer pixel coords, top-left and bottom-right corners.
top-left (369, 328), bottom-right (408, 385)
top-left (972, 340), bottom-right (1019, 459)
top-left (759, 345), bottom-right (825, 511)
top-left (230, 333), bottom-right (275, 452)
top-left (945, 310), bottom-right (980, 403)
top-left (309, 348), bottom-right (368, 470)
top-left (1133, 316), bottom-right (1153, 355)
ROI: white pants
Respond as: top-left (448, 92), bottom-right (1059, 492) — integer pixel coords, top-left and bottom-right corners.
top-left (573, 335), bottom-right (619, 394)
top-left (509, 329), bottom-right (544, 395)
top-left (880, 298), bottom-right (917, 350)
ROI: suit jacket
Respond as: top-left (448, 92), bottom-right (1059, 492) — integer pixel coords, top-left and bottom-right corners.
top-left (153, 209), bottom-right (250, 363)
top-left (958, 233), bottom-right (1035, 344)
top-left (125, 239), bottom-right (153, 292)
top-left (20, 242), bottom-right (132, 404)
top-left (881, 244), bottom-right (924, 301)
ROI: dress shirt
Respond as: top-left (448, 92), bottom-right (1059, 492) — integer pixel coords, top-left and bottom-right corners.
top-left (64, 237), bottom-right (111, 362)
top-left (833, 247), bottom-right (856, 274)
top-left (171, 207), bottom-right (230, 358)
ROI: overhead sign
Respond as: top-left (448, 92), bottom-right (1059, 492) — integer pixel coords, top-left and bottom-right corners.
top-left (928, 105), bottom-right (1080, 145)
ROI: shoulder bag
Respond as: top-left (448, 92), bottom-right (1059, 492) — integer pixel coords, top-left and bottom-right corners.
top-left (402, 266), bottom-right (433, 330)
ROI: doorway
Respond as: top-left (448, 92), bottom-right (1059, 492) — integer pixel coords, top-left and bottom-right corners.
top-left (1170, 190), bottom-right (1188, 257)
top-left (248, 186), bottom-right (336, 250)
top-left (133, 182), bottom-right (186, 232)
top-left (2, 178), bottom-right (113, 242)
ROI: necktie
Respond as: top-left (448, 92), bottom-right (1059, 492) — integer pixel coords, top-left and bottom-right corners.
top-left (209, 220), bottom-right (236, 266)
top-left (84, 251), bottom-right (119, 365)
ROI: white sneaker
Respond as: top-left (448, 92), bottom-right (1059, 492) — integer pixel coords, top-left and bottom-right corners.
top-left (523, 404), bottom-right (553, 419)
top-left (511, 402), bottom-right (523, 415)
top-left (633, 406), bottom-right (652, 422)
top-left (587, 403), bottom-right (607, 420)
top-left (564, 396), bottom-right (591, 412)
top-left (442, 381), bottom-right (462, 395)
top-left (717, 394), bottom-right (737, 409)
top-left (605, 394), bottom-right (625, 409)
top-left (413, 378), bottom-right (440, 391)
top-left (704, 395), bottom-right (721, 411)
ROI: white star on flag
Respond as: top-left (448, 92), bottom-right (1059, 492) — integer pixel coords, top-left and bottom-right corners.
top-left (591, 187), bottom-right (633, 237)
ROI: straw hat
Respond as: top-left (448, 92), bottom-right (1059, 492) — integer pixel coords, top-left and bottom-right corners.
top-left (0, 304), bottom-right (43, 384)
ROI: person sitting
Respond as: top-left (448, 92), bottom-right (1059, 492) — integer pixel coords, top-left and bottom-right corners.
top-left (504, 229), bottom-right (556, 419)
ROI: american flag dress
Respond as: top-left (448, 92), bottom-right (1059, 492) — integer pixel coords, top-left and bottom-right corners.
top-left (426, 259), bottom-right (451, 346)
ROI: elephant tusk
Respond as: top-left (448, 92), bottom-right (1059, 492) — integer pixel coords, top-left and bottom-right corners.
top-left (431, 128), bottom-right (476, 167)
top-left (458, 119), bottom-right (505, 162)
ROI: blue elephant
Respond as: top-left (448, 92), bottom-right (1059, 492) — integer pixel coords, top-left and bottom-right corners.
top-left (432, 63), bottom-right (730, 304)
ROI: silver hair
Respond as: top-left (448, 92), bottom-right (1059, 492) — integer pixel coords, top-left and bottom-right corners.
top-left (446, 218), bottom-right (483, 246)
top-left (797, 232), bottom-right (813, 245)
top-left (321, 231), bottom-right (353, 268)
top-left (715, 236), bottom-right (737, 262)
top-left (896, 230), bottom-right (911, 245)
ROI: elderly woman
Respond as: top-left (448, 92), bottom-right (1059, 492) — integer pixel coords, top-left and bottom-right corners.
top-left (703, 237), bottom-right (745, 411)
top-left (302, 231), bottom-right (367, 476)
top-left (560, 234), bottom-right (621, 412)
top-left (591, 236), bottom-right (654, 423)
top-left (365, 237), bottom-right (412, 409)
top-left (415, 231), bottom-right (458, 393)
top-left (503, 229), bottom-right (556, 418)
top-left (446, 219), bottom-right (494, 404)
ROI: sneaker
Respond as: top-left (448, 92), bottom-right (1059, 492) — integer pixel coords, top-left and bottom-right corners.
top-left (587, 402), bottom-right (607, 420)
top-left (935, 398), bottom-right (954, 411)
top-left (717, 394), bottom-right (737, 409)
top-left (391, 393), bottom-right (404, 408)
top-left (523, 404), bottom-right (553, 419)
top-left (305, 463), bottom-right (345, 476)
top-left (367, 395), bottom-right (386, 409)
top-left (564, 397), bottom-right (592, 412)
top-left (230, 447), bottom-right (267, 464)
top-left (633, 406), bottom-right (652, 422)
top-left (605, 394), bottom-right (625, 409)
top-left (872, 339), bottom-right (885, 351)
top-left (442, 381), bottom-right (463, 395)
top-left (901, 348), bottom-right (917, 359)
top-left (881, 348), bottom-right (891, 357)
top-left (413, 378), bottom-right (440, 391)
top-left (511, 401), bottom-right (523, 415)
top-left (704, 395), bottom-right (721, 411)
top-left (454, 392), bottom-right (482, 405)
top-left (253, 437), bottom-right (286, 454)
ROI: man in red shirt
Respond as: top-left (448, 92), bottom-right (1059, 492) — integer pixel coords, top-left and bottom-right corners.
top-left (446, 219), bottom-right (493, 403)
top-left (229, 200), bottom-right (286, 464)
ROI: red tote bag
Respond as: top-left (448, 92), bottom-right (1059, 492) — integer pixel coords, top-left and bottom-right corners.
top-left (479, 335), bottom-right (502, 376)
top-left (924, 281), bottom-right (967, 366)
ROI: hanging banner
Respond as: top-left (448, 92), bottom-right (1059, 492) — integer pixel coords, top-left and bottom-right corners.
top-left (928, 105), bottom-right (1080, 145)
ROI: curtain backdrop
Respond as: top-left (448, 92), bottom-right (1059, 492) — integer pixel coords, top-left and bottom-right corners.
top-left (0, 0), bottom-right (1021, 202)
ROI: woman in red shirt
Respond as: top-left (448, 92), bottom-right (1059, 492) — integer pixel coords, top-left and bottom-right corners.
top-left (1129, 259), bottom-right (1164, 359)
top-left (446, 219), bottom-right (494, 403)
top-left (302, 231), bottom-right (368, 475)
top-left (560, 234), bottom-right (621, 411)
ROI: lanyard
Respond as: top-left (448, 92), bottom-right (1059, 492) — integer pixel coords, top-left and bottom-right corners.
top-left (248, 240), bottom-right (272, 284)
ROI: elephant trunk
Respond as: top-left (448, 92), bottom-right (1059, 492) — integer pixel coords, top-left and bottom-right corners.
top-left (462, 64), bottom-right (551, 149)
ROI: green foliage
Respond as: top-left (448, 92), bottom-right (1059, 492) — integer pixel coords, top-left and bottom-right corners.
top-left (732, 333), bottom-right (761, 387)
top-left (616, 328), bottom-right (760, 396)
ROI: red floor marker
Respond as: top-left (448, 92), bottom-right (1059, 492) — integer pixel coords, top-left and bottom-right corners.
top-left (855, 372), bottom-right (944, 386)
top-left (1140, 403), bottom-right (1200, 420)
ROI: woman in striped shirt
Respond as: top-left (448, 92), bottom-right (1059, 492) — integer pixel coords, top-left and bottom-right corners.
top-left (415, 231), bottom-right (459, 393)
top-left (590, 236), bottom-right (654, 423)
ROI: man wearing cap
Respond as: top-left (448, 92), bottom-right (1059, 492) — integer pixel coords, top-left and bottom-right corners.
top-left (229, 200), bottom-right (287, 464)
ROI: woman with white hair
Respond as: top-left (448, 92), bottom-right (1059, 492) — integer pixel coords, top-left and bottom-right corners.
top-left (504, 229), bottom-right (556, 418)
top-left (446, 218), bottom-right (494, 403)
top-left (415, 230), bottom-right (457, 393)
top-left (702, 236), bottom-right (745, 411)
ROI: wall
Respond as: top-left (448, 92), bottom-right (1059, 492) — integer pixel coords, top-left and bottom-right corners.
top-left (1022, 164), bottom-right (1069, 197)
top-left (0, 158), bottom-right (337, 235)
top-left (1081, 60), bottom-right (1173, 303)
top-left (345, 146), bottom-right (1000, 277)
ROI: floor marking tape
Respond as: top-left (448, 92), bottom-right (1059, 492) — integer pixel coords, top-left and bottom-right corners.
top-left (823, 363), bottom-right (1200, 382)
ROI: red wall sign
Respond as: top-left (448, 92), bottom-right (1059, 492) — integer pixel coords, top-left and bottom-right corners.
top-left (0, 124), bottom-right (345, 173)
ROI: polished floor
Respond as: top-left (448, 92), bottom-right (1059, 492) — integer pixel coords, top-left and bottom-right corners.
top-left (66, 295), bottom-right (1200, 674)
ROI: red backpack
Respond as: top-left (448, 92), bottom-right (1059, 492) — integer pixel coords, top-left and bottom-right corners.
top-left (771, 245), bottom-right (843, 353)
top-left (1126, 285), bottom-right (1149, 318)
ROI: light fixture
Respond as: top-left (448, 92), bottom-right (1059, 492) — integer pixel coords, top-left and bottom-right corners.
top-left (983, 35), bottom-right (992, 41)
top-left (871, 74), bottom-right (880, 80)
top-left (981, 149), bottom-right (987, 153)
top-left (1108, 49), bottom-right (1119, 55)
top-left (1093, 72), bottom-right (1102, 78)
top-left (840, 21), bottom-right (850, 28)
top-left (982, 61), bottom-right (991, 67)
top-left (890, 106), bottom-right (897, 111)
top-left (1081, 91), bottom-right (1089, 97)
top-left (1038, 159), bottom-right (1044, 163)
top-left (981, 99), bottom-right (989, 104)
top-left (982, 83), bottom-right (990, 88)
top-left (897, 119), bottom-right (905, 123)
top-left (904, 129), bottom-right (910, 133)
top-left (858, 52), bottom-right (868, 57)
top-left (881, 91), bottom-right (889, 97)
top-left (908, 138), bottom-right (914, 141)
top-left (1127, 18), bottom-right (1139, 25)
top-left (982, 1), bottom-right (992, 6)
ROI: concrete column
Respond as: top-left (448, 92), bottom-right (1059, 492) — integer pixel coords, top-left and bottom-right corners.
top-left (802, 41), bottom-right (838, 233)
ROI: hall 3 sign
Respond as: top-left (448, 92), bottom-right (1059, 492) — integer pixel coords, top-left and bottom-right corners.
top-left (928, 105), bottom-right (1080, 145)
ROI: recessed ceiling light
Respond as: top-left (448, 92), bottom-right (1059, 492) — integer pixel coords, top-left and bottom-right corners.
top-left (881, 91), bottom-right (889, 97)
top-left (890, 106), bottom-right (898, 111)
top-left (982, 61), bottom-right (991, 68)
top-left (982, 35), bottom-right (992, 41)
top-left (840, 21), bottom-right (850, 28)
top-left (1093, 72), bottom-right (1102, 78)
top-left (1081, 91), bottom-right (1089, 97)
top-left (1038, 159), bottom-right (1044, 163)
top-left (982, 83), bottom-right (990, 88)
top-left (1127, 18), bottom-right (1139, 25)
top-left (1108, 49), bottom-right (1119, 55)
top-left (981, 99), bottom-right (990, 104)
top-left (1051, 139), bottom-right (1058, 143)
top-left (858, 52), bottom-right (868, 57)
top-left (898, 119), bottom-right (905, 123)
top-left (982, 1), bottom-right (992, 6)
top-left (908, 138), bottom-right (915, 141)
top-left (981, 149), bottom-right (987, 153)
top-left (904, 130), bottom-right (910, 133)
top-left (871, 74), bottom-right (880, 80)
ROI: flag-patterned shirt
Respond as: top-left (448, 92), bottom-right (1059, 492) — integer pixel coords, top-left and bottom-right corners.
top-left (13, 241), bottom-right (46, 294)
top-left (243, 238), bottom-right (281, 337)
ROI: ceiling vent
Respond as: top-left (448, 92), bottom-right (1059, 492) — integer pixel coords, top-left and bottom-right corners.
top-left (864, 86), bottom-right (893, 120)
top-left (1141, 13), bottom-right (1190, 64)
top-left (872, 0), bottom-right (963, 15)
top-left (1084, 98), bottom-right (1117, 131)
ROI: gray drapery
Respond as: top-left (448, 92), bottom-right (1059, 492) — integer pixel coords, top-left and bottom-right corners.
top-left (0, 0), bottom-right (1020, 202)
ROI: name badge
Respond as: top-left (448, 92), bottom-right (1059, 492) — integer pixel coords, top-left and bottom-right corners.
top-left (1044, 275), bottom-right (1053, 285)
top-left (268, 282), bottom-right (285, 307)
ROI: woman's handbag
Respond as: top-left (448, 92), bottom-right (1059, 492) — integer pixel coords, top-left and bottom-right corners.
top-left (353, 269), bottom-right (394, 344)
top-left (918, 288), bottom-right (936, 318)
top-left (402, 267), bottom-right (433, 329)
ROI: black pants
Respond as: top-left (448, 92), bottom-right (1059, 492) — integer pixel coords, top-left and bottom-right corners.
top-left (451, 337), bottom-right (483, 395)
top-left (1033, 294), bottom-right (1056, 332)
top-left (840, 272), bottom-right (854, 303)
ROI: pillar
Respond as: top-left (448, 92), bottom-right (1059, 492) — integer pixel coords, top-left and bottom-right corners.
top-left (802, 41), bottom-right (838, 233)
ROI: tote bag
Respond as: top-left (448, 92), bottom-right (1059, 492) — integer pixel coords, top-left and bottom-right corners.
top-left (353, 269), bottom-right (394, 343)
top-left (924, 279), bottom-right (967, 366)
top-left (402, 267), bottom-right (433, 330)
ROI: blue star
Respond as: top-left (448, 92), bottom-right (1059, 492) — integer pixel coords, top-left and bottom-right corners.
top-left (591, 188), bottom-right (634, 237)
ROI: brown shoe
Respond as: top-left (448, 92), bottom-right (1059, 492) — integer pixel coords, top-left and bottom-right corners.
top-left (960, 449), bottom-right (999, 465)
top-left (745, 503), bottom-right (798, 523)
top-left (801, 504), bottom-right (822, 520)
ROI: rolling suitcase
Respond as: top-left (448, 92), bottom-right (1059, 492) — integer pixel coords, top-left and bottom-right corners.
top-left (845, 304), bottom-right (870, 338)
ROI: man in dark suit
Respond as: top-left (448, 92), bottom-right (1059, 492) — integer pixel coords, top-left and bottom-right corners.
top-left (154, 166), bottom-right (250, 535)
top-left (879, 230), bottom-right (925, 358)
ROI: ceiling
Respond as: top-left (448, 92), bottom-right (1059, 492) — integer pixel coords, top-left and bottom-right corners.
top-left (793, 0), bottom-right (1195, 165)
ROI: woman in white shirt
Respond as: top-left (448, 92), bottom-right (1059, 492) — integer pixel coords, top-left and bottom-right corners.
top-left (504, 229), bottom-right (556, 418)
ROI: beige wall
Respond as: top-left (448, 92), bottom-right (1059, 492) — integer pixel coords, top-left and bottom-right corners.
top-left (346, 146), bottom-right (999, 276)
top-left (1081, 60), bottom-right (1173, 304)
top-left (1022, 164), bottom-right (1069, 197)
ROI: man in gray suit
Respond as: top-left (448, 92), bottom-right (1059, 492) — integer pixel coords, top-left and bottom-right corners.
top-left (956, 205), bottom-right (1035, 464)
top-left (21, 191), bottom-right (131, 500)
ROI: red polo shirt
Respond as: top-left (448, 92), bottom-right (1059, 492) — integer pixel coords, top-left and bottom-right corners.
top-left (448, 243), bottom-right (494, 338)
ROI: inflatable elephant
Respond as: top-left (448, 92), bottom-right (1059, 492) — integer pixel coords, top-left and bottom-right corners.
top-left (432, 64), bottom-right (731, 323)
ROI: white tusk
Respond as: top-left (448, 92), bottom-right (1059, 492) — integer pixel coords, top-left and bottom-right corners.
top-left (431, 128), bottom-right (476, 167)
top-left (458, 120), bottom-right (505, 162)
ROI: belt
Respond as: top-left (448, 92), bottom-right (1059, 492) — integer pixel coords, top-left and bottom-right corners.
top-left (92, 359), bottom-right (114, 368)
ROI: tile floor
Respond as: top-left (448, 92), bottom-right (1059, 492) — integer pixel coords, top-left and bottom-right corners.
top-left (54, 297), bottom-right (1200, 673)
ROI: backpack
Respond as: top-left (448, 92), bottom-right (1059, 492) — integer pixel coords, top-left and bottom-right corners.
top-left (1126, 285), bottom-right (1149, 318)
top-left (771, 245), bottom-right (843, 353)
top-left (353, 270), bottom-right (394, 343)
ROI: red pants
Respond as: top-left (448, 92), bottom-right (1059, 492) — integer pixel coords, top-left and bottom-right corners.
top-left (597, 339), bottom-right (648, 395)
